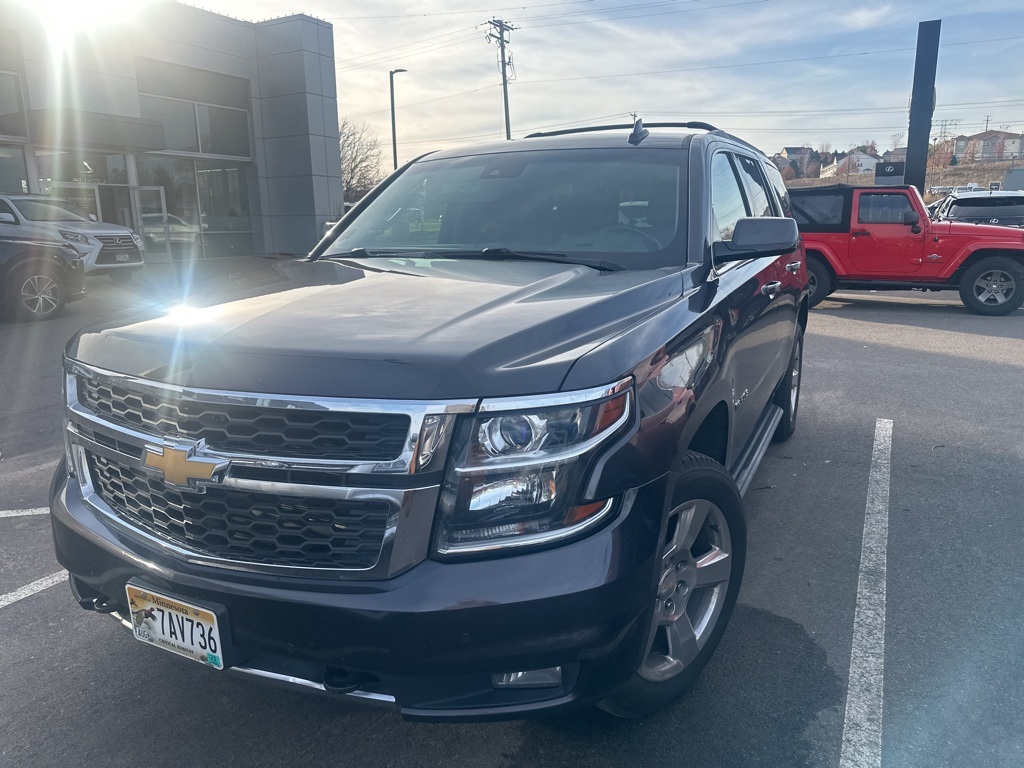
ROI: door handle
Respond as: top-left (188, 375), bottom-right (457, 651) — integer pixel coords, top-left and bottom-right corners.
top-left (761, 281), bottom-right (782, 297)
top-left (785, 261), bottom-right (802, 273)
top-left (852, 230), bottom-right (870, 237)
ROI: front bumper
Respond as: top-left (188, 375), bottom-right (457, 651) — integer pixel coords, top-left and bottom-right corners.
top-left (51, 469), bottom-right (666, 721)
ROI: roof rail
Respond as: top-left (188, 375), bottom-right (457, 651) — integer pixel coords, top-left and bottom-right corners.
top-left (524, 121), bottom-right (720, 139)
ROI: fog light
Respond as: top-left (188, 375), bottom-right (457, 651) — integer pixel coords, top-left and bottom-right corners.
top-left (491, 666), bottom-right (562, 689)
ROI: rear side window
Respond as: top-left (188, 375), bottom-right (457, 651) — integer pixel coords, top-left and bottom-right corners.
top-left (0, 199), bottom-right (15, 218)
top-left (858, 193), bottom-right (911, 224)
top-left (792, 194), bottom-right (844, 228)
top-left (735, 155), bottom-right (775, 217)
top-left (710, 153), bottom-right (748, 241)
top-left (761, 162), bottom-right (791, 216)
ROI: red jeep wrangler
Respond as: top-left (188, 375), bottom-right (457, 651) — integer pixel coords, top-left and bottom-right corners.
top-left (790, 184), bottom-right (1024, 315)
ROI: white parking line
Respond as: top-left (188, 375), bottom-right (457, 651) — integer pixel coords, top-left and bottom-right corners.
top-left (839, 418), bottom-right (894, 768)
top-left (0, 508), bottom-right (49, 519)
top-left (0, 570), bottom-right (68, 610)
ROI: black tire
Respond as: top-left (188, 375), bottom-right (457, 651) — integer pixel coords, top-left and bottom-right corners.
top-left (109, 270), bottom-right (133, 284)
top-left (599, 451), bottom-right (746, 718)
top-left (806, 256), bottom-right (833, 308)
top-left (958, 257), bottom-right (1024, 316)
top-left (771, 327), bottom-right (803, 443)
top-left (5, 263), bottom-right (66, 322)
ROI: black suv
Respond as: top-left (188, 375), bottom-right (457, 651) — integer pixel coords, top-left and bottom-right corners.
top-left (51, 121), bottom-right (808, 720)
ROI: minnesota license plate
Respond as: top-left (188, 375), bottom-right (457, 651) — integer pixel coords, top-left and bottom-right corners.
top-left (125, 585), bottom-right (224, 669)
top-left (115, 253), bottom-right (131, 263)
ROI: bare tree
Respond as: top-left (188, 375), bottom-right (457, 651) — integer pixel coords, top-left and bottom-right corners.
top-left (339, 118), bottom-right (386, 204)
top-left (890, 131), bottom-right (905, 151)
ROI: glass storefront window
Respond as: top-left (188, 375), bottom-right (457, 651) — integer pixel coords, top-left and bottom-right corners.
top-left (0, 72), bottom-right (27, 138)
top-left (35, 151), bottom-right (128, 186)
top-left (140, 95), bottom-right (200, 152)
top-left (197, 105), bottom-right (250, 158)
top-left (196, 161), bottom-right (250, 232)
top-left (0, 144), bottom-right (28, 193)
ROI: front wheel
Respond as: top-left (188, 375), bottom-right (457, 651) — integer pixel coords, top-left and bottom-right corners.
top-left (958, 257), bottom-right (1024, 316)
top-left (6, 264), bottom-right (66, 322)
top-left (599, 452), bottom-right (746, 718)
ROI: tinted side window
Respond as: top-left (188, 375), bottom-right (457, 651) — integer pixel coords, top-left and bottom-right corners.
top-left (792, 194), bottom-right (844, 227)
top-left (858, 193), bottom-right (912, 224)
top-left (0, 199), bottom-right (15, 217)
top-left (761, 161), bottom-right (791, 216)
top-left (710, 153), bottom-right (748, 241)
top-left (735, 155), bottom-right (775, 216)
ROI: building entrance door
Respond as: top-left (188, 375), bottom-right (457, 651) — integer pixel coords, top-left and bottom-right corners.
top-left (132, 187), bottom-right (172, 261)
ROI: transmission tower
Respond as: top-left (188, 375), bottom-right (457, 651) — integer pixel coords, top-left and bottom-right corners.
top-left (486, 18), bottom-right (517, 140)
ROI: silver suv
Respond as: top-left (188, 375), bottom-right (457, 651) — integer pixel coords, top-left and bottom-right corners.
top-left (0, 194), bottom-right (145, 280)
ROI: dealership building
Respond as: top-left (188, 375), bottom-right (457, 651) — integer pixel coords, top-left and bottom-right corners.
top-left (0, 1), bottom-right (344, 258)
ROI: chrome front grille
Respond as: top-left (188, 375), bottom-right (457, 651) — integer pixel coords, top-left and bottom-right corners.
top-left (78, 375), bottom-right (410, 462)
top-left (64, 360), bottom-right (475, 577)
top-left (88, 453), bottom-right (392, 569)
top-left (95, 235), bottom-right (138, 250)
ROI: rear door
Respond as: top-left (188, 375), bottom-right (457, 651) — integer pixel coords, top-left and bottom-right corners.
top-left (848, 190), bottom-right (925, 275)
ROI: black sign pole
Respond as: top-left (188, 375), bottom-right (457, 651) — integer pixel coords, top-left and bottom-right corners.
top-left (905, 20), bottom-right (941, 194)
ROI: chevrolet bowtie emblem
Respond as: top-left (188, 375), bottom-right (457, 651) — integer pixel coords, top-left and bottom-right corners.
top-left (143, 439), bottom-right (228, 492)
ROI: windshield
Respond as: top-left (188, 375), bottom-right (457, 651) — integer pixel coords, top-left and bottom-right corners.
top-left (12, 198), bottom-right (92, 222)
top-left (325, 148), bottom-right (685, 268)
top-left (948, 198), bottom-right (1024, 218)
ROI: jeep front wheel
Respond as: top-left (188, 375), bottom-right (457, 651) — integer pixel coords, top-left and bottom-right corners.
top-left (599, 452), bottom-right (746, 718)
top-left (806, 256), bottom-right (833, 308)
top-left (958, 257), bottom-right (1024, 316)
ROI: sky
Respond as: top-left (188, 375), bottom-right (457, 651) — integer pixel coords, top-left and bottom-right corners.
top-left (193, 0), bottom-right (1023, 164)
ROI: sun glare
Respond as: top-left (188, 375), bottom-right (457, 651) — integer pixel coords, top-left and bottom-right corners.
top-left (28, 0), bottom-right (149, 52)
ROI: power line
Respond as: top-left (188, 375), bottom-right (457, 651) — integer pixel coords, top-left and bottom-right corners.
top-left (521, 0), bottom-right (767, 28)
top-left (337, 32), bottom-right (482, 73)
top-left (325, 0), bottom-right (599, 21)
top-left (334, 26), bottom-right (479, 67)
top-left (512, 35), bottom-right (1024, 86)
top-left (347, 83), bottom-right (503, 118)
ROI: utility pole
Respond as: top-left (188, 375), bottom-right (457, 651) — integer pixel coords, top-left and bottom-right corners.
top-left (486, 18), bottom-right (516, 140)
top-left (984, 115), bottom-right (992, 132)
top-left (389, 68), bottom-right (407, 170)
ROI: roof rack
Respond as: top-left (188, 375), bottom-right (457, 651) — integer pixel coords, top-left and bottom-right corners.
top-left (524, 121), bottom-right (720, 139)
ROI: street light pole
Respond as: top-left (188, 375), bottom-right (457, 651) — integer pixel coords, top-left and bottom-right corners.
top-left (389, 68), bottom-right (407, 170)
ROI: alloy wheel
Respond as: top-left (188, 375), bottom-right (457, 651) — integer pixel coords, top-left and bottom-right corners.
top-left (20, 274), bottom-right (61, 317)
top-left (973, 269), bottom-right (1015, 305)
top-left (639, 499), bottom-right (733, 682)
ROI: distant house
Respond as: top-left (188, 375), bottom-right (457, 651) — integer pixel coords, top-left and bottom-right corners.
top-left (965, 130), bottom-right (1022, 161)
top-left (882, 147), bottom-right (907, 162)
top-left (780, 146), bottom-right (813, 174)
top-left (820, 151), bottom-right (879, 178)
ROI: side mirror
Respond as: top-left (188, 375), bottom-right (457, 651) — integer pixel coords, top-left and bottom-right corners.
top-left (713, 217), bottom-right (800, 263)
top-left (902, 209), bottom-right (921, 233)
top-left (0, 212), bottom-right (16, 224)
top-left (88, 214), bottom-right (98, 222)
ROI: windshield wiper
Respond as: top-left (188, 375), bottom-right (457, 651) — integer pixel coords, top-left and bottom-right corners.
top-left (448, 247), bottom-right (624, 272)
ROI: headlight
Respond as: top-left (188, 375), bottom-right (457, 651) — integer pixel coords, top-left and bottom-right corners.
top-left (433, 379), bottom-right (633, 556)
top-left (131, 232), bottom-right (143, 246)
top-left (59, 230), bottom-right (90, 245)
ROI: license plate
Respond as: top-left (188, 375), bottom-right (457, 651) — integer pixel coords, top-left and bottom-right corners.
top-left (115, 253), bottom-right (131, 263)
top-left (125, 585), bottom-right (224, 669)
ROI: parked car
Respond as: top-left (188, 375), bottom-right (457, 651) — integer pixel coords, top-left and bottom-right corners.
top-left (51, 120), bottom-right (808, 720)
top-left (931, 190), bottom-right (1024, 229)
top-left (791, 183), bottom-right (1024, 315)
top-left (1, 235), bottom-right (85, 321)
top-left (0, 194), bottom-right (144, 282)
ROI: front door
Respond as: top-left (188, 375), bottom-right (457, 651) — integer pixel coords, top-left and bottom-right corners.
top-left (132, 187), bottom-right (170, 261)
top-left (847, 190), bottom-right (925, 275)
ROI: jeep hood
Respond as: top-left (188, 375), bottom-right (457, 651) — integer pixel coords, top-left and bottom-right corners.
top-left (68, 258), bottom-right (686, 400)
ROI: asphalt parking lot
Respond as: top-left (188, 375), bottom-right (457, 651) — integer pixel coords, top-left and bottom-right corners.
top-left (1, 278), bottom-right (1022, 768)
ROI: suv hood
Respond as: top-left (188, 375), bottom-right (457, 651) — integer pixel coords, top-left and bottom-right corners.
top-left (69, 258), bottom-right (686, 400)
top-left (53, 220), bottom-right (136, 236)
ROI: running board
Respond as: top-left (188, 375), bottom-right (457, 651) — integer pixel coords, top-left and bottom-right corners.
top-left (730, 404), bottom-right (783, 497)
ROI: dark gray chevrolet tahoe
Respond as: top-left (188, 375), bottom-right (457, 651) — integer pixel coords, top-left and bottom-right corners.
top-left (51, 121), bottom-right (808, 720)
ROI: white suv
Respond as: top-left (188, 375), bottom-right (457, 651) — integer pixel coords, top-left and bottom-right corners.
top-left (0, 194), bottom-right (144, 281)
